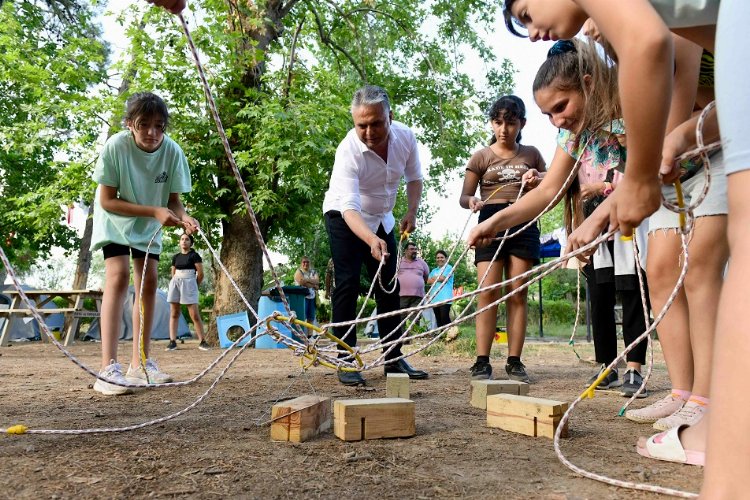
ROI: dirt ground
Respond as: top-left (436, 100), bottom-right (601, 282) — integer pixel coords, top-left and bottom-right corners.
top-left (0, 338), bottom-right (702, 499)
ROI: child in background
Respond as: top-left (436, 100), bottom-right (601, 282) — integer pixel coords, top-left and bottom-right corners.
top-left (460, 95), bottom-right (546, 383)
top-left (91, 92), bottom-right (198, 395)
top-left (166, 232), bottom-right (208, 351)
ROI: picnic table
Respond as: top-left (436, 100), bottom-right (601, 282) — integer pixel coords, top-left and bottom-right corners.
top-left (0, 289), bottom-right (103, 347)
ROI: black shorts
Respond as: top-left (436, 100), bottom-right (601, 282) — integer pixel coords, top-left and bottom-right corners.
top-left (474, 203), bottom-right (540, 264)
top-left (102, 243), bottom-right (160, 261)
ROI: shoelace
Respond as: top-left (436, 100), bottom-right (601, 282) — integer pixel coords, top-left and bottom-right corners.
top-left (668, 402), bottom-right (704, 421)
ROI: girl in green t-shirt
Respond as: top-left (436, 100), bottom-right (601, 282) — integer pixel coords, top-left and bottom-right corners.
top-left (91, 92), bottom-right (199, 396)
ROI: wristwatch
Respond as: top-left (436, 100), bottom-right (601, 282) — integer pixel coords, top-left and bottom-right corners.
top-left (602, 181), bottom-right (614, 196)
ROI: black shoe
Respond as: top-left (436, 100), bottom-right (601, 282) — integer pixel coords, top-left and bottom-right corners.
top-left (198, 341), bottom-right (210, 351)
top-left (585, 364), bottom-right (620, 389)
top-left (338, 371), bottom-right (366, 386)
top-left (469, 360), bottom-right (493, 380)
top-left (165, 340), bottom-right (177, 351)
top-left (505, 359), bottom-right (530, 383)
top-left (620, 368), bottom-right (648, 398)
top-left (384, 359), bottom-right (429, 379)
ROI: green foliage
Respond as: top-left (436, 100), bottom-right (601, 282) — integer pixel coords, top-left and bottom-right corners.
top-left (0, 0), bottom-right (108, 270)
top-left (540, 268), bottom-right (583, 301)
top-left (109, 0), bottom-right (516, 278)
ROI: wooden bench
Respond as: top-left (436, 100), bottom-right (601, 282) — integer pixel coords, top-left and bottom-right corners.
top-left (0, 289), bottom-right (102, 347)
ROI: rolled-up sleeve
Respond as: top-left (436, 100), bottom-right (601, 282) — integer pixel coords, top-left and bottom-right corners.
top-left (332, 144), bottom-right (362, 214)
top-left (403, 130), bottom-right (422, 183)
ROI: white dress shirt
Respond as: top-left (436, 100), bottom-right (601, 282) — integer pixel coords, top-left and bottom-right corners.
top-left (323, 121), bottom-right (422, 233)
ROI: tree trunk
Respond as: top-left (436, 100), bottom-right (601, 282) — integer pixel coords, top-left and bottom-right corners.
top-left (71, 202), bottom-right (93, 290)
top-left (206, 212), bottom-right (265, 343)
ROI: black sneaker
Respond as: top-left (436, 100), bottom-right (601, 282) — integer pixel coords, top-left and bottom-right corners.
top-left (505, 359), bottom-right (530, 383)
top-left (469, 360), bottom-right (493, 380)
top-left (585, 364), bottom-right (620, 389)
top-left (165, 340), bottom-right (177, 351)
top-left (620, 368), bottom-right (648, 398)
top-left (198, 341), bottom-right (210, 351)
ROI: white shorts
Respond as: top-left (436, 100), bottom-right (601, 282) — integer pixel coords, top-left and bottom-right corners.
top-left (167, 269), bottom-right (199, 305)
top-left (649, 151), bottom-right (728, 232)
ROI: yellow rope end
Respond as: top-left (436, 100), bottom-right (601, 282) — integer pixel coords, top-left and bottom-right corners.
top-left (675, 180), bottom-right (686, 231)
top-left (580, 368), bottom-right (611, 399)
top-left (7, 425), bottom-right (28, 435)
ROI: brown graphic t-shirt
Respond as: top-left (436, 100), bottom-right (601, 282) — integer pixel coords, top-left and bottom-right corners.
top-left (465, 145), bottom-right (546, 202)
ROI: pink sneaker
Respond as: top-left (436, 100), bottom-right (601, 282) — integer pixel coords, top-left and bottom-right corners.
top-left (625, 393), bottom-right (686, 424)
top-left (653, 401), bottom-right (707, 431)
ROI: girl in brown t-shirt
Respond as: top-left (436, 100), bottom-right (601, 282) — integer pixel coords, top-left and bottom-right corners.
top-left (460, 95), bottom-right (546, 383)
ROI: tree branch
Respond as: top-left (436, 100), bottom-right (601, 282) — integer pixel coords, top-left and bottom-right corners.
top-left (308, 3), bottom-right (366, 82)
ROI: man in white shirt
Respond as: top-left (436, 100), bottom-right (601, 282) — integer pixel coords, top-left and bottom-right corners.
top-left (323, 85), bottom-right (429, 386)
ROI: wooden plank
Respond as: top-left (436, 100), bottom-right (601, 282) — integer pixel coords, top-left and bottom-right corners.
top-left (270, 395), bottom-right (331, 443)
top-left (385, 373), bottom-right (409, 399)
top-left (0, 308), bottom-right (76, 315)
top-left (333, 398), bottom-right (415, 441)
top-left (470, 380), bottom-right (530, 410)
top-left (486, 394), bottom-right (569, 439)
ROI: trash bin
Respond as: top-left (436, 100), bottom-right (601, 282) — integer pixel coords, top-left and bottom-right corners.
top-left (256, 285), bottom-right (308, 349)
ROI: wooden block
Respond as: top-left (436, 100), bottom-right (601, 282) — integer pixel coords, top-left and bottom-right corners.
top-left (470, 380), bottom-right (530, 409)
top-left (386, 373), bottom-right (410, 399)
top-left (270, 395), bottom-right (331, 442)
top-left (486, 394), bottom-right (569, 439)
top-left (333, 398), bottom-right (415, 441)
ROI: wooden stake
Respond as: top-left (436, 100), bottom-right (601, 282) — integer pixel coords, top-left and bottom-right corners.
top-left (270, 395), bottom-right (331, 442)
top-left (386, 373), bottom-right (410, 399)
top-left (486, 394), bottom-right (568, 439)
top-left (334, 398), bottom-right (415, 441)
top-left (470, 380), bottom-right (530, 410)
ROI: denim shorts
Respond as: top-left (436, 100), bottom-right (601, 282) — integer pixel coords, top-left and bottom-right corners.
top-left (649, 150), bottom-right (727, 232)
top-left (474, 203), bottom-right (540, 264)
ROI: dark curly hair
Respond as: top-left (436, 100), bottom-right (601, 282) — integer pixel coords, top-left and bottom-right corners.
top-left (488, 95), bottom-right (526, 144)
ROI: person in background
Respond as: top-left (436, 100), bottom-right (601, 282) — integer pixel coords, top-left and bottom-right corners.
top-left (294, 256), bottom-right (319, 330)
top-left (166, 232), bottom-right (208, 351)
top-left (427, 249), bottom-right (454, 328)
top-left (397, 242), bottom-right (430, 322)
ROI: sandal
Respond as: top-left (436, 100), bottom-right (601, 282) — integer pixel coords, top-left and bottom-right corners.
top-left (636, 425), bottom-right (705, 466)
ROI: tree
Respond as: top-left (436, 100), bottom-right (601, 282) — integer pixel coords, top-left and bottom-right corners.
top-left (99, 0), bottom-right (516, 341)
top-left (0, 1), bottom-right (108, 274)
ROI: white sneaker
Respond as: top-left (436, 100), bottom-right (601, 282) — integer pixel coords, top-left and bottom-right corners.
top-left (93, 361), bottom-right (133, 396)
top-left (653, 400), bottom-right (708, 431)
top-left (625, 393), bottom-right (686, 423)
top-left (126, 359), bottom-right (173, 384)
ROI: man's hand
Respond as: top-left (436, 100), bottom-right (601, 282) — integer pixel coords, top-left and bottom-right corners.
top-left (400, 210), bottom-right (417, 234)
top-left (146, 0), bottom-right (186, 14)
top-left (468, 197), bottom-right (485, 213)
top-left (154, 207), bottom-right (182, 226)
top-left (522, 169), bottom-right (541, 190)
top-left (608, 176), bottom-right (661, 237)
top-left (368, 236), bottom-right (389, 261)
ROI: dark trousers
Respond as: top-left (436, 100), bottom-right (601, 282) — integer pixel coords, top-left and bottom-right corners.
top-left (585, 270), bottom-right (649, 366)
top-left (325, 211), bottom-right (402, 360)
top-left (433, 304), bottom-right (452, 328)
